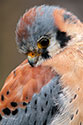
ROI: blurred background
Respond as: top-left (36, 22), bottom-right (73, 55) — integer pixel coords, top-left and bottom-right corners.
top-left (0, 0), bottom-right (83, 89)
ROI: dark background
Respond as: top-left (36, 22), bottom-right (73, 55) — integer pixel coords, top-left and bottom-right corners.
top-left (0, 0), bottom-right (83, 89)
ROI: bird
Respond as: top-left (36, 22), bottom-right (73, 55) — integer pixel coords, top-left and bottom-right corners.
top-left (0, 5), bottom-right (83, 125)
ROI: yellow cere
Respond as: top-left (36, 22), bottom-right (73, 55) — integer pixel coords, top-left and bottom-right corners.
top-left (28, 51), bottom-right (41, 58)
top-left (28, 52), bottom-right (37, 58)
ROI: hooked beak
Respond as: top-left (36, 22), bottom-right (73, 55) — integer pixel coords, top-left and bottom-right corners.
top-left (27, 51), bottom-right (40, 67)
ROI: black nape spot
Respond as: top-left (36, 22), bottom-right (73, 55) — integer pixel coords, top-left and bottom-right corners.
top-left (2, 108), bottom-right (11, 115)
top-left (0, 114), bottom-right (2, 121)
top-left (6, 91), bottom-right (9, 95)
top-left (64, 13), bottom-right (77, 24)
top-left (70, 114), bottom-right (74, 120)
top-left (23, 102), bottom-right (27, 106)
top-left (43, 119), bottom-right (47, 125)
top-left (34, 121), bottom-right (37, 125)
top-left (34, 99), bottom-right (37, 105)
top-left (64, 14), bottom-right (71, 21)
top-left (76, 109), bottom-right (79, 115)
top-left (11, 102), bottom-right (18, 107)
top-left (1, 95), bottom-right (4, 101)
top-left (51, 105), bottom-right (59, 116)
top-left (70, 99), bottom-right (72, 103)
top-left (25, 107), bottom-right (27, 113)
top-left (74, 94), bottom-right (77, 99)
top-left (56, 30), bottom-right (71, 48)
top-left (12, 109), bottom-right (18, 115)
top-left (80, 122), bottom-right (82, 125)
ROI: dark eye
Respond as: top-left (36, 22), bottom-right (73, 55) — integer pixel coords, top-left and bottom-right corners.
top-left (37, 37), bottom-right (50, 48)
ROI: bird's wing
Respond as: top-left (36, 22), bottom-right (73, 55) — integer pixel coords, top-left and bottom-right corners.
top-left (1, 75), bottom-right (63, 125)
top-left (0, 59), bottom-right (67, 125)
top-left (0, 59), bottom-right (59, 125)
top-left (0, 59), bottom-right (56, 114)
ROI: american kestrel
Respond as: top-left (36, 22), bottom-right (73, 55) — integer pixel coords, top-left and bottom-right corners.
top-left (0, 5), bottom-right (83, 125)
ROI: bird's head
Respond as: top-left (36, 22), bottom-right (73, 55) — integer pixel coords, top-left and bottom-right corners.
top-left (16, 5), bottom-right (73, 67)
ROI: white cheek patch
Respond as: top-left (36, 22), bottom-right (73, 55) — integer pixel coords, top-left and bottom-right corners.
top-left (47, 36), bottom-right (60, 57)
top-left (35, 36), bottom-right (61, 66)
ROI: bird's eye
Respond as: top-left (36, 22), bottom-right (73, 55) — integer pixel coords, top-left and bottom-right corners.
top-left (37, 36), bottom-right (50, 49)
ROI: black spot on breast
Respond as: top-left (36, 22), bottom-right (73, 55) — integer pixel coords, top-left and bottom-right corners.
top-left (2, 108), bottom-right (11, 115)
top-left (70, 99), bottom-right (72, 103)
top-left (12, 109), bottom-right (18, 115)
top-left (43, 119), bottom-right (47, 125)
top-left (11, 102), bottom-right (18, 107)
top-left (70, 114), bottom-right (74, 120)
top-left (74, 94), bottom-right (77, 99)
top-left (56, 30), bottom-right (71, 48)
top-left (6, 91), bottom-right (9, 95)
top-left (76, 109), bottom-right (79, 115)
top-left (0, 114), bottom-right (2, 121)
top-left (1, 95), bottom-right (4, 101)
